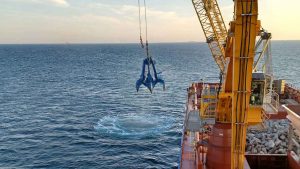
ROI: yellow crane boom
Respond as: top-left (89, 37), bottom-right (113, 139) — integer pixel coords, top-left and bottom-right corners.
top-left (192, 0), bottom-right (227, 73)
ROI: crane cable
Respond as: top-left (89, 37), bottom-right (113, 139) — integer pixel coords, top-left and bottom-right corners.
top-left (138, 0), bottom-right (150, 59)
top-left (138, 0), bottom-right (144, 49)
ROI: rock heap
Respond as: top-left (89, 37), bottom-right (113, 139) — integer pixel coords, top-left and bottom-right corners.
top-left (246, 119), bottom-right (290, 154)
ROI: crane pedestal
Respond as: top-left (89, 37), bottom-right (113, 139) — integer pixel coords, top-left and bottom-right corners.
top-left (206, 123), bottom-right (231, 169)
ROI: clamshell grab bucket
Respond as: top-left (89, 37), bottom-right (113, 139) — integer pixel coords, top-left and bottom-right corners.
top-left (136, 58), bottom-right (165, 93)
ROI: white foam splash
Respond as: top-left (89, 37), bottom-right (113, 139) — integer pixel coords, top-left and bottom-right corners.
top-left (94, 113), bottom-right (174, 137)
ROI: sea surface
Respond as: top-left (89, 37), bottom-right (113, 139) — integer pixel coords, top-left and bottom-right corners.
top-left (0, 41), bottom-right (299, 168)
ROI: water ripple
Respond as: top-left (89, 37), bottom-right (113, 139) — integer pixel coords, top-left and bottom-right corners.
top-left (94, 113), bottom-right (175, 138)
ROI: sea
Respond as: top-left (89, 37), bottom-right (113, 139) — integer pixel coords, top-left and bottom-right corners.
top-left (0, 41), bottom-right (299, 168)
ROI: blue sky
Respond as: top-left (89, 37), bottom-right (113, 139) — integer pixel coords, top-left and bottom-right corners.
top-left (1, 0), bottom-right (300, 44)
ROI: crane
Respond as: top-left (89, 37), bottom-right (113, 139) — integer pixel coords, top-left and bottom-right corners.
top-left (134, 0), bottom-right (272, 168)
top-left (190, 0), bottom-right (266, 169)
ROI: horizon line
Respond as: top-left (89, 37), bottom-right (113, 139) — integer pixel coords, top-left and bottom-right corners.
top-left (0, 40), bottom-right (300, 45)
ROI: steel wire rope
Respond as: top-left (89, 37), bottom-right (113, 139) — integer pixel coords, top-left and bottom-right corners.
top-left (143, 0), bottom-right (150, 60)
top-left (138, 0), bottom-right (150, 59)
top-left (138, 0), bottom-right (144, 48)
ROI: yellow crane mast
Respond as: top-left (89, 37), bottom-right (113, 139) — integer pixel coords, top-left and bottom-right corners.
top-left (230, 1), bottom-right (259, 168)
top-left (191, 0), bottom-right (262, 169)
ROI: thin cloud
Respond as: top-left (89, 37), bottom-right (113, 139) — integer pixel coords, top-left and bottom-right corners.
top-left (49, 0), bottom-right (69, 7)
top-left (80, 3), bottom-right (203, 42)
top-left (10, 0), bottom-right (69, 7)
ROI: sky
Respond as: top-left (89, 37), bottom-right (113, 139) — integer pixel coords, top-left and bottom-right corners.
top-left (0, 0), bottom-right (300, 44)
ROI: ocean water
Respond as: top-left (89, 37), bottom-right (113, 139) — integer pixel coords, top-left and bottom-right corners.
top-left (0, 41), bottom-right (299, 168)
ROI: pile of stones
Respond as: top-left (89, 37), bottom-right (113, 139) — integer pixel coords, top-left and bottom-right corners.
top-left (246, 119), bottom-right (290, 154)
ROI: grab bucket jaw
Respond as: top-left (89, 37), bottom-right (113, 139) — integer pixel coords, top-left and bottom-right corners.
top-left (136, 58), bottom-right (165, 93)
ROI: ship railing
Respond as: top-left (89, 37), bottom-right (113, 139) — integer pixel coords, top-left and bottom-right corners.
top-left (285, 83), bottom-right (300, 104)
top-left (261, 109), bottom-right (270, 129)
top-left (264, 90), bottom-right (279, 112)
top-left (179, 125), bottom-right (185, 169)
top-left (271, 91), bottom-right (280, 111)
top-left (288, 124), bottom-right (300, 158)
top-left (201, 102), bottom-right (217, 119)
top-left (286, 83), bottom-right (300, 91)
top-left (179, 104), bottom-right (188, 169)
top-left (201, 86), bottom-right (217, 119)
top-left (199, 81), bottom-right (221, 118)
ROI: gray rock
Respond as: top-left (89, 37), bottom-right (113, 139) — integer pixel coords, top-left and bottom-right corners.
top-left (262, 147), bottom-right (267, 153)
top-left (278, 148), bottom-right (286, 154)
top-left (281, 142), bottom-right (287, 147)
top-left (248, 133), bottom-right (255, 138)
top-left (246, 145), bottom-right (252, 152)
top-left (246, 119), bottom-right (290, 155)
top-left (279, 134), bottom-right (286, 140)
top-left (256, 133), bottom-right (263, 139)
top-left (265, 140), bottom-right (275, 148)
top-left (275, 139), bottom-right (282, 146)
top-left (257, 146), bottom-right (262, 152)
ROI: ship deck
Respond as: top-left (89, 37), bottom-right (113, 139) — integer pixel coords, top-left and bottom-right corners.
top-left (181, 133), bottom-right (197, 169)
top-left (180, 82), bottom-right (300, 169)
